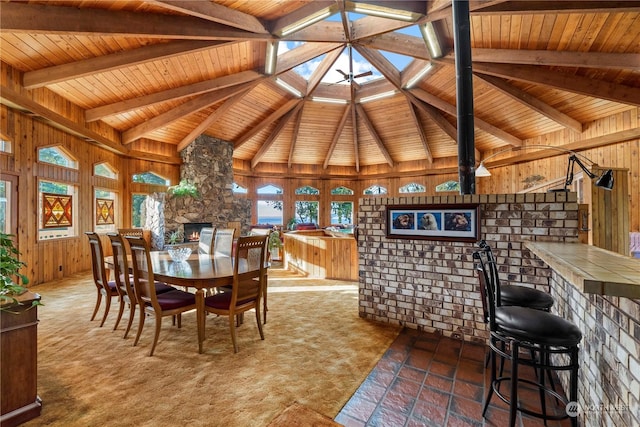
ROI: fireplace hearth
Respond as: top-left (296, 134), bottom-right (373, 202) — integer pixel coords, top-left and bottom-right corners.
top-left (183, 222), bottom-right (212, 243)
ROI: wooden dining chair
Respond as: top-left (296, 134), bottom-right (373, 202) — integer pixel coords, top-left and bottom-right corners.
top-left (203, 234), bottom-right (267, 353)
top-left (107, 233), bottom-right (175, 339)
top-left (85, 232), bottom-right (119, 327)
top-left (125, 236), bottom-right (197, 356)
top-left (198, 227), bottom-right (216, 255)
top-left (213, 228), bottom-right (235, 257)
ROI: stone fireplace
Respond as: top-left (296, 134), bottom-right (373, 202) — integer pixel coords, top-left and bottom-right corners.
top-left (158, 135), bottom-right (251, 248)
top-left (183, 222), bottom-right (212, 243)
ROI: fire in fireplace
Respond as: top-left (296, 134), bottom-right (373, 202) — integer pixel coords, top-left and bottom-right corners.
top-left (182, 222), bottom-right (212, 243)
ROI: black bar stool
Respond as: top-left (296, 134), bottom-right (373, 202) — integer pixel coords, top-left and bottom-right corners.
top-left (474, 247), bottom-right (582, 427)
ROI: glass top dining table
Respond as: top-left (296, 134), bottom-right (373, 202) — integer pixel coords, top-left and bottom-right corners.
top-left (104, 252), bottom-right (242, 354)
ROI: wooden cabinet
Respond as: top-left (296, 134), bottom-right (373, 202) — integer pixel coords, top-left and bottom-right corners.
top-left (1, 291), bottom-right (42, 427)
top-left (284, 230), bottom-right (358, 281)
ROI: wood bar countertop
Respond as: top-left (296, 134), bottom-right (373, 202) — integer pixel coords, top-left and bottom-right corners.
top-left (525, 242), bottom-right (640, 299)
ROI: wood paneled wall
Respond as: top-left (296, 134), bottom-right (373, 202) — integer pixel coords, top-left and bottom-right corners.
top-left (477, 109), bottom-right (640, 234)
top-left (2, 103), bottom-right (638, 286)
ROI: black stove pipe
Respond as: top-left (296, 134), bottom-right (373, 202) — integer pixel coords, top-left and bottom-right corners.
top-left (452, 0), bottom-right (476, 194)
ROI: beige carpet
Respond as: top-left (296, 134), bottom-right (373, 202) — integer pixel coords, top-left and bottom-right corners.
top-left (267, 402), bottom-right (341, 426)
top-left (23, 267), bottom-right (401, 427)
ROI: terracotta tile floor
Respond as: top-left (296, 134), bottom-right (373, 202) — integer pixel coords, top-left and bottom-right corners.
top-left (335, 328), bottom-right (573, 427)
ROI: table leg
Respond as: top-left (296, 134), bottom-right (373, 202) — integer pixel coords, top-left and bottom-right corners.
top-left (196, 289), bottom-right (204, 353)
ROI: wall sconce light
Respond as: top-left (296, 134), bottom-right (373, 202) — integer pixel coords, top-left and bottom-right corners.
top-left (476, 145), bottom-right (614, 191)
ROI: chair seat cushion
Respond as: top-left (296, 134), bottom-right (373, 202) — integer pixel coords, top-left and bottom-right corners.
top-left (107, 280), bottom-right (118, 294)
top-left (501, 285), bottom-right (554, 310)
top-left (156, 290), bottom-right (196, 310)
top-left (204, 292), bottom-right (255, 310)
top-left (154, 281), bottom-right (175, 294)
top-left (495, 306), bottom-right (582, 347)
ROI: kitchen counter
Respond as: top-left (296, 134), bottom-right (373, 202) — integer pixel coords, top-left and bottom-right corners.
top-left (525, 241), bottom-right (640, 298)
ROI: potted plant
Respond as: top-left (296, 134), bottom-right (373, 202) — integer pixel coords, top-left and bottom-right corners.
top-left (0, 232), bottom-right (41, 311)
top-left (167, 180), bottom-right (200, 198)
top-left (267, 228), bottom-right (283, 260)
top-left (286, 217), bottom-right (298, 231)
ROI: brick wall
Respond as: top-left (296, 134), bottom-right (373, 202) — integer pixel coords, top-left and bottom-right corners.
top-left (357, 192), bottom-right (579, 342)
top-left (357, 192), bottom-right (640, 424)
top-left (552, 273), bottom-right (640, 426)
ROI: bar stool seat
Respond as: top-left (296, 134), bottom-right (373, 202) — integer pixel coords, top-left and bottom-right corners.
top-left (495, 305), bottom-right (582, 347)
top-left (500, 285), bottom-right (555, 311)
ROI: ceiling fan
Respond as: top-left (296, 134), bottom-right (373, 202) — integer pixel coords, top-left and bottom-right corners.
top-left (334, 44), bottom-right (373, 84)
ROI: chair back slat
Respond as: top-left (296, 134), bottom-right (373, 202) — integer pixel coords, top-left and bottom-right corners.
top-left (213, 228), bottom-right (235, 258)
top-left (473, 245), bottom-right (500, 331)
top-left (230, 235), bottom-right (267, 307)
top-left (198, 227), bottom-right (215, 255)
top-left (85, 232), bottom-right (108, 289)
top-left (108, 233), bottom-right (135, 301)
top-left (126, 235), bottom-right (158, 308)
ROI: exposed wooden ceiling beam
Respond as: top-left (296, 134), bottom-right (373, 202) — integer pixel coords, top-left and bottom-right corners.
top-left (406, 92), bottom-right (458, 144)
top-left (279, 22), bottom-right (347, 43)
top-left (474, 73), bottom-right (583, 133)
top-left (473, 63), bottom-right (640, 107)
top-left (288, 105), bottom-right (305, 168)
top-left (470, 48), bottom-right (640, 71)
top-left (351, 86), bottom-right (360, 173)
top-left (355, 46), bottom-right (401, 88)
top-left (337, 0), bottom-right (352, 40)
top-left (324, 105), bottom-right (351, 169)
top-left (24, 40), bottom-right (232, 89)
top-left (147, 0), bottom-right (269, 34)
top-left (406, 99), bottom-right (433, 163)
top-left (253, 102), bottom-right (304, 168)
top-left (470, 1), bottom-right (640, 14)
top-left (86, 71), bottom-right (264, 122)
top-left (122, 81), bottom-right (259, 144)
top-left (481, 128), bottom-right (640, 169)
top-left (356, 104), bottom-right (394, 168)
top-left (275, 43), bottom-right (343, 74)
top-left (351, 15), bottom-right (415, 40)
top-left (357, 33), bottom-right (431, 61)
top-left (234, 99), bottom-right (303, 150)
top-left (176, 89), bottom-right (252, 152)
top-left (0, 83), bottom-right (127, 155)
top-left (409, 87), bottom-right (523, 146)
top-left (306, 48), bottom-right (345, 95)
top-left (0, 2), bottom-right (269, 40)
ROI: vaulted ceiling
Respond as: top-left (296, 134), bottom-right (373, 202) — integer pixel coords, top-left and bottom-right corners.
top-left (1, 1), bottom-right (639, 176)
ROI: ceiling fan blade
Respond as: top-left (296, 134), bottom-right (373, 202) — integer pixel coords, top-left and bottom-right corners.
top-left (353, 70), bottom-right (373, 79)
top-left (336, 69), bottom-right (348, 78)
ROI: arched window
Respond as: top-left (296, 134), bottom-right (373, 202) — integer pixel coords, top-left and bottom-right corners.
top-left (295, 185), bottom-right (319, 195)
top-left (435, 180), bottom-right (460, 192)
top-left (399, 182), bottom-right (425, 193)
top-left (331, 186), bottom-right (354, 195)
top-left (257, 184), bottom-right (283, 225)
top-left (257, 184), bottom-right (282, 195)
top-left (364, 185), bottom-right (387, 195)
top-left (132, 171), bottom-right (169, 185)
top-left (38, 145), bottom-right (78, 169)
top-left (94, 162), bottom-right (118, 179)
top-left (232, 182), bottom-right (248, 194)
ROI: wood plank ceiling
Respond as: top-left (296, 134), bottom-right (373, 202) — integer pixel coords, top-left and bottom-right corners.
top-left (0, 0), bottom-right (639, 176)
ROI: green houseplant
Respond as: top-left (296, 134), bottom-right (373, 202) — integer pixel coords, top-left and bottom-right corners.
top-left (0, 233), bottom-right (41, 310)
top-left (267, 228), bottom-right (283, 261)
top-left (167, 180), bottom-right (200, 198)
